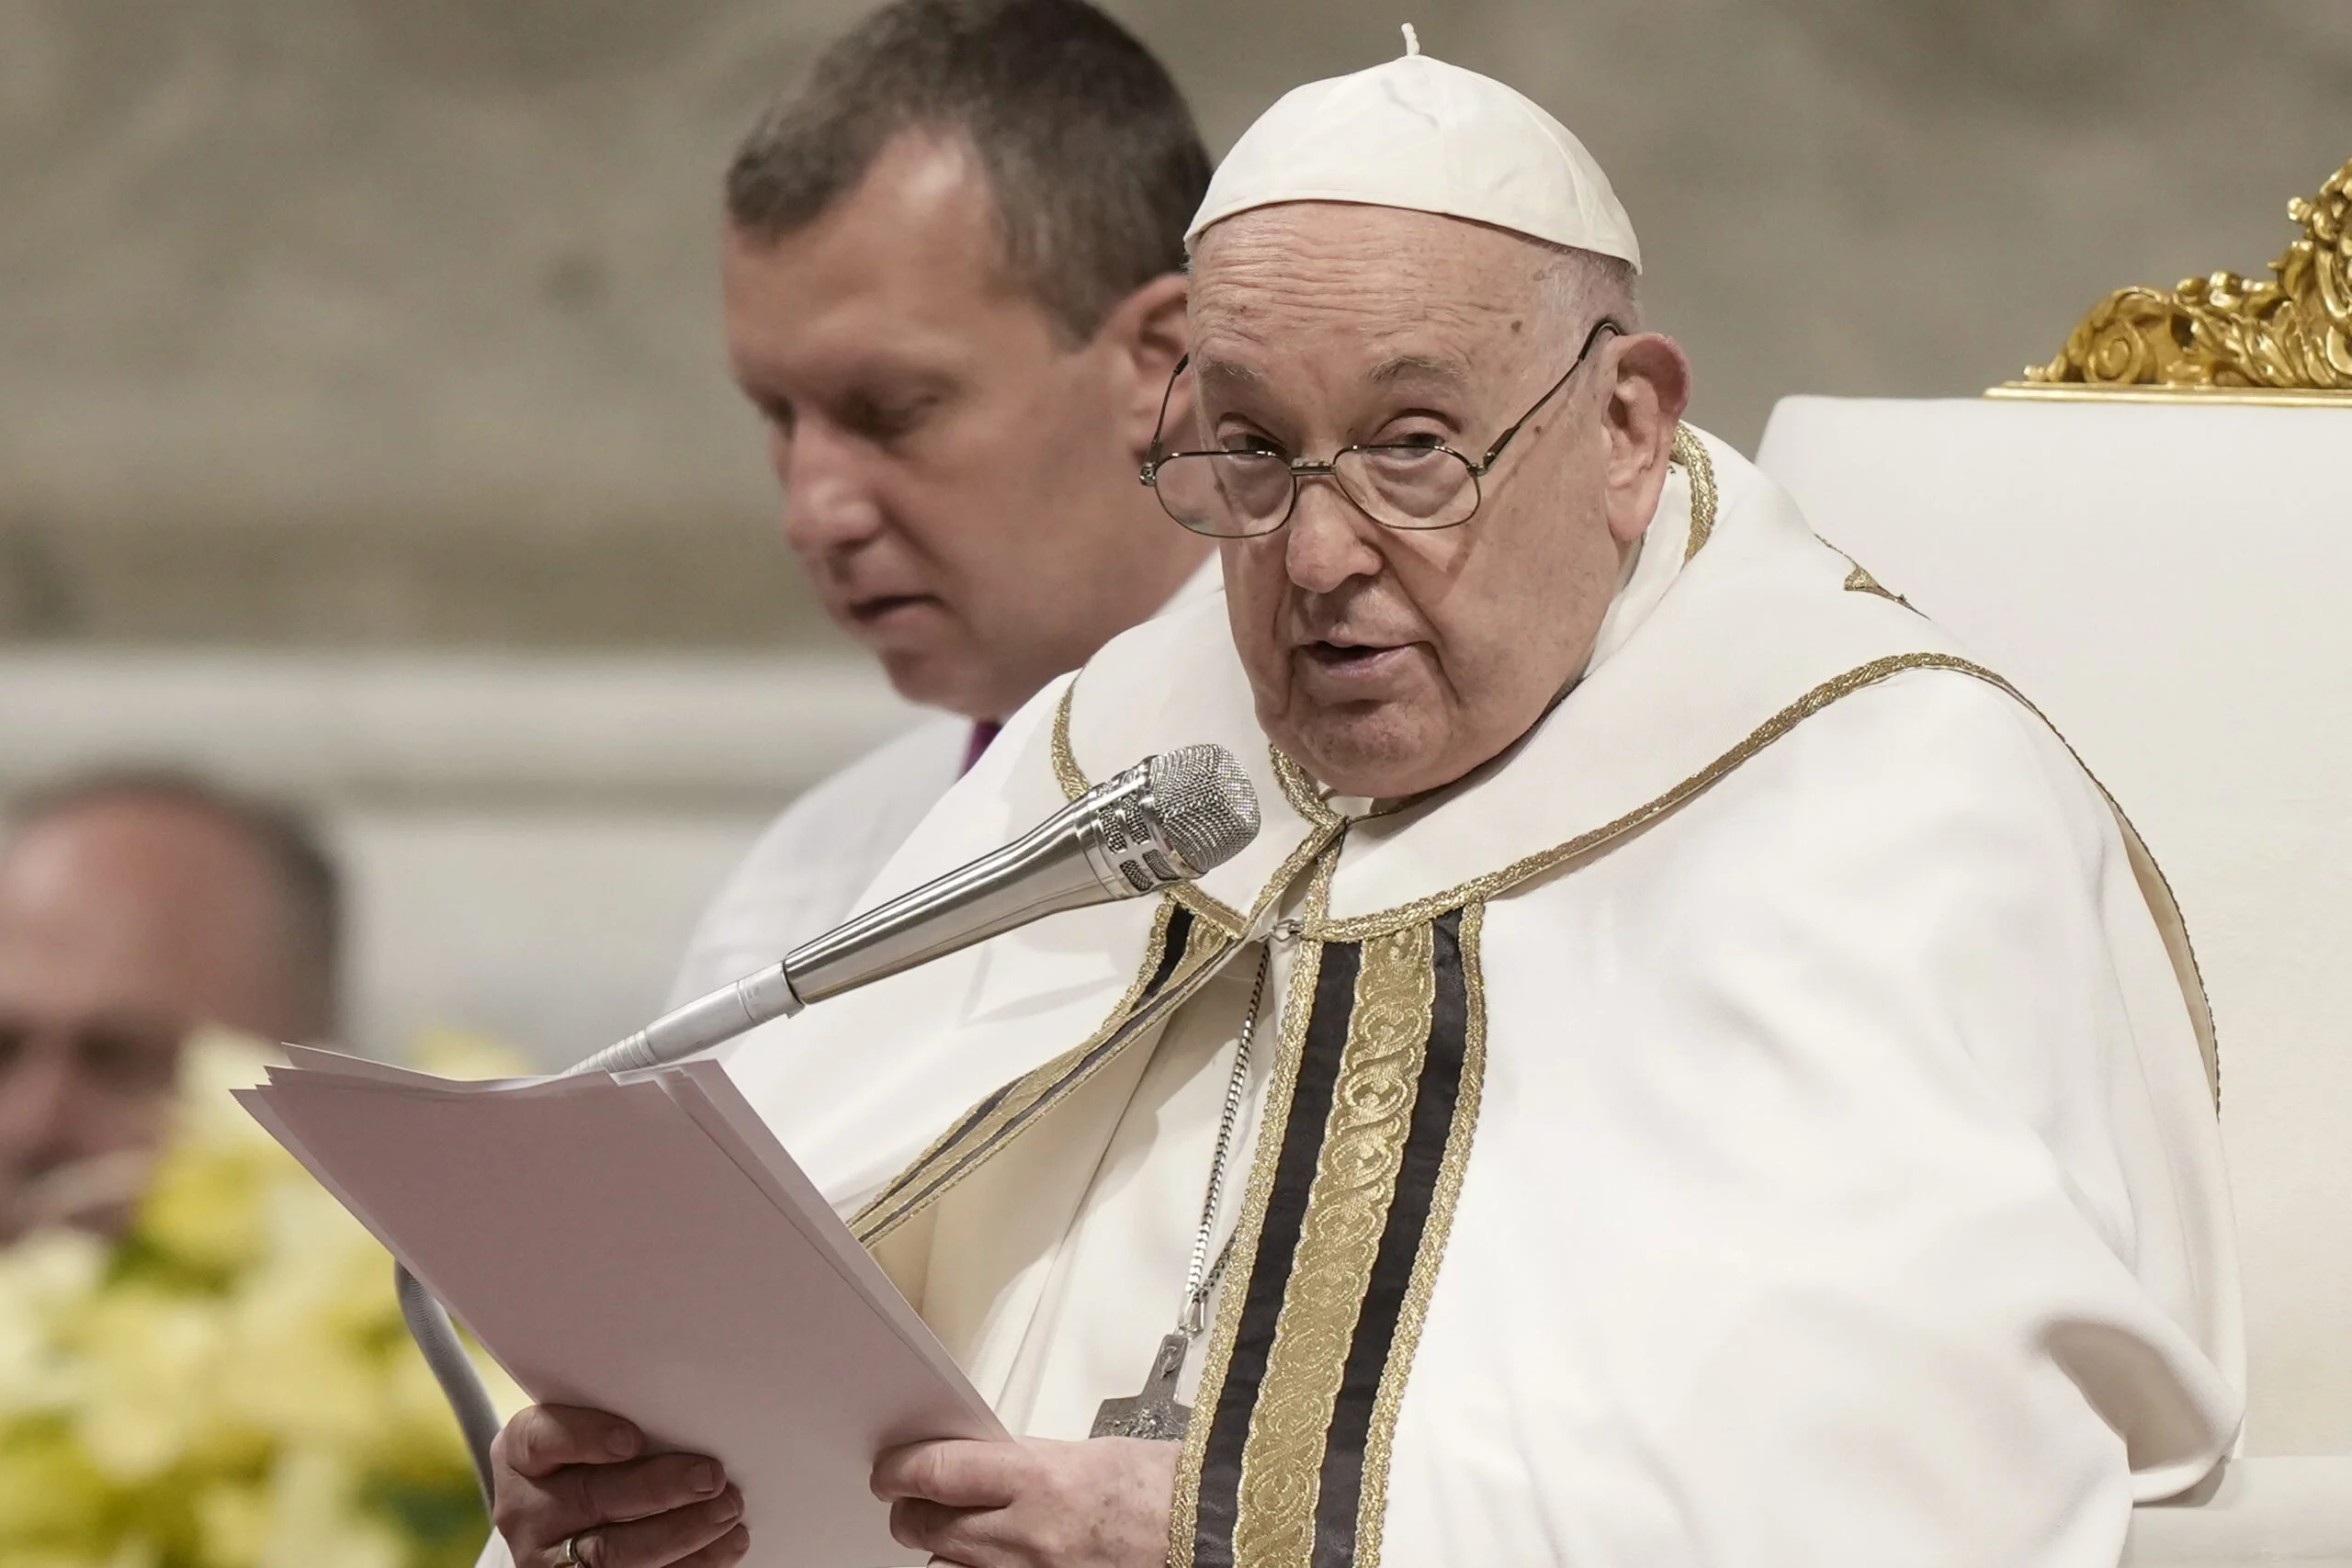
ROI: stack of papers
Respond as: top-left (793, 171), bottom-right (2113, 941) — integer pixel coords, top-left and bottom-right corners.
top-left (240, 1048), bottom-right (1002, 1568)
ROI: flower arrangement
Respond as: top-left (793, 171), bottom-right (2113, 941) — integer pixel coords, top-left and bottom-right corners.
top-left (0, 1029), bottom-right (526, 1568)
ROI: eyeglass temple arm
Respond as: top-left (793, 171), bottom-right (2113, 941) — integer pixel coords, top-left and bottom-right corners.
top-left (1472, 319), bottom-right (1623, 475)
top-left (1144, 353), bottom-right (1193, 471)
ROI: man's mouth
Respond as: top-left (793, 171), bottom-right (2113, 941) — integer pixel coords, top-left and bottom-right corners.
top-left (846, 593), bottom-right (939, 628)
top-left (1300, 639), bottom-right (1409, 674)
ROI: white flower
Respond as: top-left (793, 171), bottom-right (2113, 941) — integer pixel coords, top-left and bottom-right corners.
top-left (0, 1027), bottom-right (515, 1566)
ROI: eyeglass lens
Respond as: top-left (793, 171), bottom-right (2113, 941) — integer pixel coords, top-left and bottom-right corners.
top-left (1151, 446), bottom-right (1478, 537)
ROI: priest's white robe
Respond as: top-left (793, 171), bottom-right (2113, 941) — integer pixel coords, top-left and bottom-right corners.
top-left (664, 562), bottom-right (1225, 1014)
top-left (728, 428), bottom-right (2242, 1567)
top-left (667, 714), bottom-right (973, 1009)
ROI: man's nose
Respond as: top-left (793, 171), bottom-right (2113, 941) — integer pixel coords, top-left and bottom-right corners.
top-left (1283, 478), bottom-right (1387, 594)
top-left (776, 423), bottom-right (888, 556)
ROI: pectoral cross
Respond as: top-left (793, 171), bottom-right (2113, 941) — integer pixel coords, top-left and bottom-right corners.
top-left (1090, 1330), bottom-right (1193, 1440)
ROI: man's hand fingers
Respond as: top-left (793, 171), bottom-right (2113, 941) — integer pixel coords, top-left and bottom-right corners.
top-left (581, 1454), bottom-right (730, 1526)
top-left (881, 1436), bottom-right (1178, 1567)
top-left (494, 1404), bottom-right (645, 1479)
top-left (573, 1486), bottom-right (743, 1568)
top-left (888, 1497), bottom-right (1011, 1568)
top-left (484, 1405), bottom-right (730, 1566)
top-left (888, 1495), bottom-right (948, 1551)
top-left (666, 1523), bottom-right (751, 1568)
top-left (871, 1438), bottom-right (1023, 1508)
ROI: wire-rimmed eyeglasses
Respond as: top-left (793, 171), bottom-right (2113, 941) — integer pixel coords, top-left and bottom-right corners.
top-left (1139, 318), bottom-right (1623, 538)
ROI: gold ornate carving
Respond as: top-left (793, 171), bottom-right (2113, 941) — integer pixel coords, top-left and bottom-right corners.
top-left (1999, 156), bottom-right (2352, 400)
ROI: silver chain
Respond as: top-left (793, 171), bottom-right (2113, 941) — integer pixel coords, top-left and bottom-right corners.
top-left (1178, 943), bottom-right (1272, 1336)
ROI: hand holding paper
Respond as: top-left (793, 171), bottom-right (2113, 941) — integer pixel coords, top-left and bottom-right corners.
top-left (870, 1435), bottom-right (1180, 1568)
top-left (490, 1404), bottom-right (746, 1568)
top-left (238, 1048), bottom-right (1005, 1568)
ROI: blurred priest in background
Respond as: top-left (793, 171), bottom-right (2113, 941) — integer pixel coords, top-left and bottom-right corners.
top-left (668, 0), bottom-right (1216, 1009)
top-left (483, 33), bottom-right (2243, 1568)
top-left (0, 772), bottom-right (341, 1240)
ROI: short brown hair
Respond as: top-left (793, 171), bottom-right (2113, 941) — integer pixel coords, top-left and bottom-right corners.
top-left (725, 0), bottom-right (1210, 344)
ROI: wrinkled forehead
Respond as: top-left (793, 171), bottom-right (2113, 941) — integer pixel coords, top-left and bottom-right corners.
top-left (1188, 202), bottom-right (1558, 385)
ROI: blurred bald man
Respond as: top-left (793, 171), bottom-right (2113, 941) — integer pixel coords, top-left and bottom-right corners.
top-left (0, 773), bottom-right (341, 1239)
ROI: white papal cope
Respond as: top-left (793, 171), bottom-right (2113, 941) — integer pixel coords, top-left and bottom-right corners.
top-left (727, 429), bottom-right (2243, 1567)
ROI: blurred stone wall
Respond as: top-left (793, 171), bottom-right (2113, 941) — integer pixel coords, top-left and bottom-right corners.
top-left (3, 0), bottom-right (2347, 648)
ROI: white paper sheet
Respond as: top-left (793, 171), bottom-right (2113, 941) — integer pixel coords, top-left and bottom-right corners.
top-left (239, 1052), bottom-right (1002, 1568)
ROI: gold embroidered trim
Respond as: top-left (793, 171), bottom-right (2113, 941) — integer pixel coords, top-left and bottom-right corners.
top-left (1272, 743), bottom-right (1342, 832)
top-left (1231, 920), bottom-right (1436, 1568)
top-left (1841, 561), bottom-right (1911, 607)
top-left (1048, 678), bottom-right (1089, 801)
top-left (1308, 652), bottom-right (1974, 942)
top-left (1975, 690), bottom-right (2222, 1111)
top-left (851, 898), bottom-right (1229, 1245)
top-left (1353, 901), bottom-right (1488, 1568)
top-left (1673, 423), bottom-right (1718, 561)
top-left (1304, 651), bottom-right (2219, 1109)
top-left (1170, 851), bottom-right (1338, 1567)
top-left (1879, 665), bottom-right (2221, 1109)
top-left (2111, 800), bottom-right (2221, 1111)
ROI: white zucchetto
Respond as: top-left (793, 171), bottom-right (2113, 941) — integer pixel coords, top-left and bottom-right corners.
top-left (1185, 24), bottom-right (1641, 272)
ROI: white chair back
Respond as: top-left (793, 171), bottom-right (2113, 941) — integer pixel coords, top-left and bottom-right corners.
top-left (1757, 395), bottom-right (2352, 1455)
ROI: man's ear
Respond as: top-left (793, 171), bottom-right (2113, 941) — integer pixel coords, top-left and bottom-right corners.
top-left (1095, 271), bottom-right (1192, 458)
top-left (1600, 332), bottom-right (1693, 547)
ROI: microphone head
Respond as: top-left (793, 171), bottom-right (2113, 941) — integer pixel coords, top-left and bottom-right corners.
top-left (1147, 743), bottom-right (1262, 874)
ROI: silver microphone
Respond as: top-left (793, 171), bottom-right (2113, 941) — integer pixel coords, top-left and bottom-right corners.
top-left (405, 742), bottom-right (1261, 1505)
top-left (577, 741), bottom-right (1261, 1074)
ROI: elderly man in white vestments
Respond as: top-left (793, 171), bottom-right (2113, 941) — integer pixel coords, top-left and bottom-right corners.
top-left (483, 36), bottom-right (2244, 1568)
top-left (673, 0), bottom-right (1216, 1005)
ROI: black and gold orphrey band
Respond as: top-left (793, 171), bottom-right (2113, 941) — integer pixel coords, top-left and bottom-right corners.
top-left (1178, 905), bottom-right (1487, 1568)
